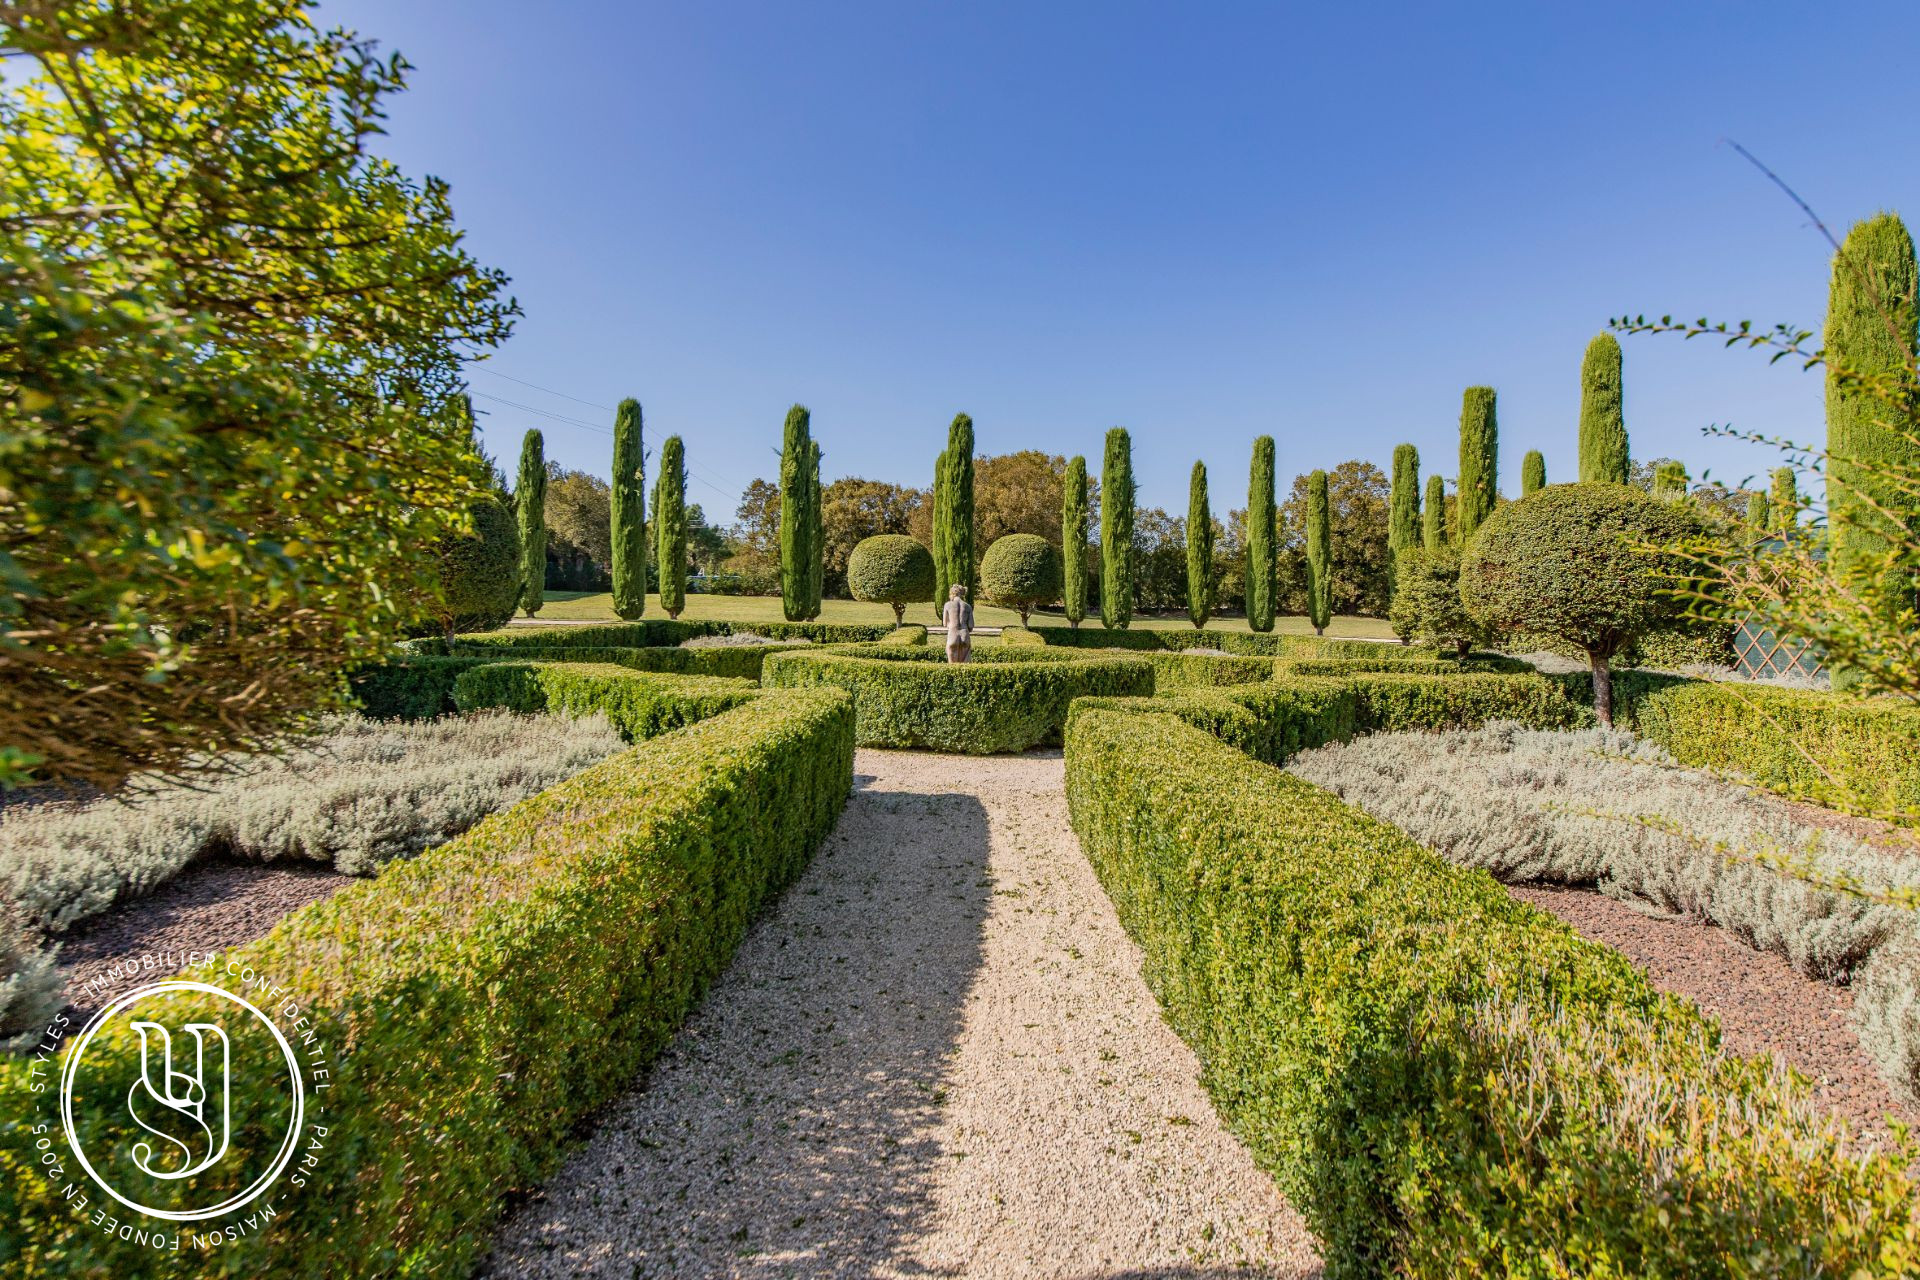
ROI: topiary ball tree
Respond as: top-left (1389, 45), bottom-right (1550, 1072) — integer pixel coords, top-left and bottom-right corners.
top-left (981, 533), bottom-right (1064, 625)
top-left (847, 534), bottom-right (936, 625)
top-left (1461, 483), bottom-right (1706, 725)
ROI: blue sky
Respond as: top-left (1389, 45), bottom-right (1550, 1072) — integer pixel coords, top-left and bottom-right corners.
top-left (326, 0), bottom-right (1920, 519)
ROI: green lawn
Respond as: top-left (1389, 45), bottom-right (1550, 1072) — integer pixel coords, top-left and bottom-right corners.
top-left (532, 591), bottom-right (1395, 638)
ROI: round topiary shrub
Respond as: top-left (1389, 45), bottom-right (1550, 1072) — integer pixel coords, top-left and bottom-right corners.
top-left (422, 494), bottom-right (521, 639)
top-left (980, 533), bottom-right (1063, 624)
top-left (1460, 483), bottom-right (1708, 725)
top-left (847, 534), bottom-right (936, 625)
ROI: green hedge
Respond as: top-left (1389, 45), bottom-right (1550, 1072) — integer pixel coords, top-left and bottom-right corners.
top-left (998, 624), bottom-right (1046, 646)
top-left (452, 662), bottom-right (756, 741)
top-left (762, 649), bottom-right (1152, 752)
top-left (1139, 651), bottom-right (1280, 689)
top-left (0, 689), bottom-right (856, 1279)
top-left (1507, 617), bottom-right (1738, 671)
top-left (878, 624), bottom-right (928, 645)
top-left (1616, 672), bottom-right (1920, 821)
top-left (457, 619), bottom-right (892, 649)
top-left (1063, 706), bottom-right (1919, 1278)
top-left (449, 642), bottom-right (808, 682)
top-left (349, 655), bottom-right (498, 719)
top-left (1025, 625), bottom-right (1417, 660)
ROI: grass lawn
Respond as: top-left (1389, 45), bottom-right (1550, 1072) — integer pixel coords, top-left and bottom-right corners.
top-left (531, 591), bottom-right (1395, 638)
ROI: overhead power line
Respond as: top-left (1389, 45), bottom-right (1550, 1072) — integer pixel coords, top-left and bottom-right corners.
top-left (468, 388), bottom-right (744, 507)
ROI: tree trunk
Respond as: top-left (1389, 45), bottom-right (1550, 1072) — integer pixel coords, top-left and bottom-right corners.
top-left (1590, 650), bottom-right (1613, 727)
top-left (892, 602), bottom-right (904, 625)
top-left (1020, 606), bottom-right (1030, 625)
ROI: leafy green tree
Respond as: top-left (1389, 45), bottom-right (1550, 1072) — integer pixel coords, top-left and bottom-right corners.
top-left (1457, 386), bottom-right (1499, 540)
top-left (1063, 456), bottom-right (1089, 628)
top-left (848, 534), bottom-right (935, 624)
top-left (1305, 469), bottom-right (1332, 634)
top-left (1461, 485), bottom-right (1706, 724)
top-left (805, 437), bottom-right (824, 619)
top-left (1279, 460), bottom-right (1392, 617)
top-left (1186, 461), bottom-right (1216, 628)
top-left (1522, 450), bottom-right (1546, 496)
top-left (656, 436), bottom-right (688, 618)
top-left (515, 429), bottom-right (547, 616)
top-left (611, 398), bottom-right (647, 619)
top-left (1389, 546), bottom-right (1486, 656)
top-left (779, 405), bottom-right (812, 621)
top-left (1101, 428), bottom-right (1135, 629)
top-left (1388, 443), bottom-right (1420, 593)
top-left (1247, 435), bottom-right (1277, 631)
top-left (822, 477), bottom-right (922, 596)
top-left (1423, 474), bottom-right (1447, 551)
top-left (546, 467), bottom-right (612, 571)
top-left (1579, 334), bottom-right (1630, 484)
top-left (981, 534), bottom-right (1064, 625)
top-left (938, 414), bottom-right (977, 599)
top-left (0, 0), bottom-right (515, 787)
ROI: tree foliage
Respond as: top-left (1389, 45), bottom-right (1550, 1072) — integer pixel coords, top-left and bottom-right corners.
top-left (931, 447), bottom-right (950, 609)
top-left (1186, 461), bottom-right (1215, 629)
top-left (1304, 469), bottom-right (1332, 634)
top-left (0, 1), bottom-right (517, 786)
top-left (805, 438), bottom-right (824, 620)
top-left (846, 534), bottom-right (934, 624)
top-left (822, 477), bottom-right (922, 596)
top-left (1522, 450), bottom-right (1546, 496)
top-left (779, 405), bottom-right (813, 621)
top-left (1246, 435), bottom-right (1277, 632)
top-left (1457, 386), bottom-right (1499, 541)
top-left (611, 397), bottom-right (646, 619)
top-left (981, 534), bottom-right (1063, 625)
top-left (1389, 546), bottom-right (1485, 656)
top-left (1101, 428), bottom-right (1135, 629)
top-left (1280, 460), bottom-right (1392, 618)
top-left (546, 467), bottom-right (612, 571)
top-left (656, 435), bottom-right (688, 618)
top-left (1770, 466), bottom-right (1800, 534)
top-left (936, 414), bottom-right (976, 601)
top-left (1652, 459), bottom-right (1689, 502)
top-left (1579, 333), bottom-right (1630, 484)
top-left (515, 429), bottom-right (547, 616)
top-left (1063, 455), bottom-right (1089, 628)
top-left (1423, 474), bottom-right (1446, 552)
top-left (426, 495), bottom-right (520, 640)
top-left (1388, 443), bottom-right (1420, 593)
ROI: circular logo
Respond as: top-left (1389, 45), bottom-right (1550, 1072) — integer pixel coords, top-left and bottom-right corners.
top-left (60, 980), bottom-right (306, 1222)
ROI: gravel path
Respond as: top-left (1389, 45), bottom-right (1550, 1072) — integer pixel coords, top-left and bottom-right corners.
top-left (484, 749), bottom-right (1318, 1279)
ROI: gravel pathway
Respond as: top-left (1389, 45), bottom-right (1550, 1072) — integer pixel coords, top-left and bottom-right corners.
top-left (484, 749), bottom-right (1318, 1279)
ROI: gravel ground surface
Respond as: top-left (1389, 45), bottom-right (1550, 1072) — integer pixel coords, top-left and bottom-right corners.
top-left (52, 860), bottom-right (353, 1015)
top-left (484, 749), bottom-right (1318, 1280)
top-left (1508, 882), bottom-right (1913, 1141)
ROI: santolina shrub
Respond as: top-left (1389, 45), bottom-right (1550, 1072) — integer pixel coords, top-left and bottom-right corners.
top-left (0, 688), bottom-right (856, 1279)
top-left (0, 711), bottom-right (627, 931)
top-left (1063, 706), bottom-right (1920, 1278)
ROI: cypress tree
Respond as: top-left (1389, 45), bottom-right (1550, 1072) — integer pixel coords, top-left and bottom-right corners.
top-left (656, 435), bottom-right (687, 619)
top-left (1306, 468), bottom-right (1332, 635)
top-left (1652, 460), bottom-right (1688, 501)
top-left (1522, 450), bottom-right (1546, 496)
top-left (1101, 427), bottom-right (1135, 629)
top-left (1388, 443), bottom-right (1419, 585)
top-left (1063, 455), bottom-right (1089, 628)
top-left (779, 404), bottom-right (811, 622)
top-left (931, 448), bottom-right (950, 615)
top-left (1770, 466), bottom-right (1799, 535)
top-left (1825, 212), bottom-right (1920, 690)
top-left (1186, 460), bottom-right (1214, 629)
top-left (1424, 474), bottom-right (1447, 551)
top-left (515, 428), bottom-right (547, 617)
top-left (1579, 334), bottom-right (1630, 484)
top-left (1457, 386), bottom-right (1498, 541)
top-left (1746, 491), bottom-right (1770, 529)
top-left (805, 437), bottom-right (824, 619)
top-left (1246, 435), bottom-right (1277, 632)
top-left (942, 414), bottom-right (976, 598)
top-left (611, 398), bottom-right (646, 620)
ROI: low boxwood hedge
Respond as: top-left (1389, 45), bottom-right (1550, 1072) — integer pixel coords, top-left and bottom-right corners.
top-left (0, 689), bottom-right (856, 1279)
top-left (1063, 705), bottom-right (1919, 1278)
top-left (1616, 672), bottom-right (1920, 821)
top-left (350, 655), bottom-right (499, 719)
top-left (762, 649), bottom-right (1153, 752)
top-left (452, 661), bottom-right (756, 740)
top-left (449, 642), bottom-right (808, 682)
top-left (457, 619), bottom-right (893, 649)
top-left (1023, 625), bottom-right (1423, 660)
top-left (878, 624), bottom-right (928, 645)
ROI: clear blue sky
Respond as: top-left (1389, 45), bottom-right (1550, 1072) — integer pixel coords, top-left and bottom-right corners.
top-left (327, 0), bottom-right (1919, 519)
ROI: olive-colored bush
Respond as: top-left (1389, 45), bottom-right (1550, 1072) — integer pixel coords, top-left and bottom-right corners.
top-left (980, 533), bottom-right (1064, 624)
top-left (1460, 483), bottom-right (1706, 724)
top-left (847, 533), bottom-right (937, 624)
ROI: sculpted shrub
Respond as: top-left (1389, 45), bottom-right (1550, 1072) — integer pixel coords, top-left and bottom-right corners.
top-left (980, 533), bottom-right (1063, 625)
top-left (847, 534), bottom-right (936, 624)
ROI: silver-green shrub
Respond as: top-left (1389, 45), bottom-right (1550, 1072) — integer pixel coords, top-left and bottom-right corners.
top-left (2, 711), bottom-right (625, 931)
top-left (0, 908), bottom-right (61, 1051)
top-left (1288, 722), bottom-right (1920, 1103)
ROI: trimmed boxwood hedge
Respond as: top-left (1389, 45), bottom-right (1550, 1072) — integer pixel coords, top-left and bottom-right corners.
top-left (458, 619), bottom-right (893, 649)
top-left (762, 649), bottom-right (1153, 752)
top-left (1616, 672), bottom-right (1920, 821)
top-left (452, 661), bottom-right (757, 741)
top-left (878, 624), bottom-right (928, 645)
top-left (1063, 705), bottom-right (1920, 1278)
top-left (449, 642), bottom-right (809, 682)
top-left (350, 655), bottom-right (498, 719)
top-left (1025, 625), bottom-right (1424, 660)
top-left (0, 689), bottom-right (856, 1279)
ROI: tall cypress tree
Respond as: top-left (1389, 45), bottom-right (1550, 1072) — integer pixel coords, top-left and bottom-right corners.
top-left (515, 428), bottom-right (547, 617)
top-left (1579, 334), bottom-right (1630, 484)
top-left (1388, 443), bottom-right (1419, 590)
top-left (1423, 474), bottom-right (1446, 552)
top-left (1246, 435), bottom-right (1277, 632)
top-left (1457, 386), bottom-right (1498, 541)
top-left (805, 437), bottom-right (824, 620)
top-left (611, 398), bottom-right (646, 620)
top-left (1101, 427), bottom-right (1135, 629)
top-left (942, 414), bottom-right (976, 598)
top-left (1652, 460), bottom-right (1689, 501)
top-left (656, 435), bottom-right (687, 619)
top-left (1522, 450), bottom-right (1546, 496)
top-left (1826, 212), bottom-right (1920, 690)
top-left (1746, 491), bottom-right (1770, 529)
top-left (1186, 460), bottom-right (1214, 629)
top-left (1770, 466), bottom-right (1799, 535)
top-left (779, 404), bottom-right (811, 622)
top-left (931, 447), bottom-right (950, 617)
top-left (1305, 468), bottom-right (1331, 635)
top-left (1063, 455), bottom-right (1089, 629)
